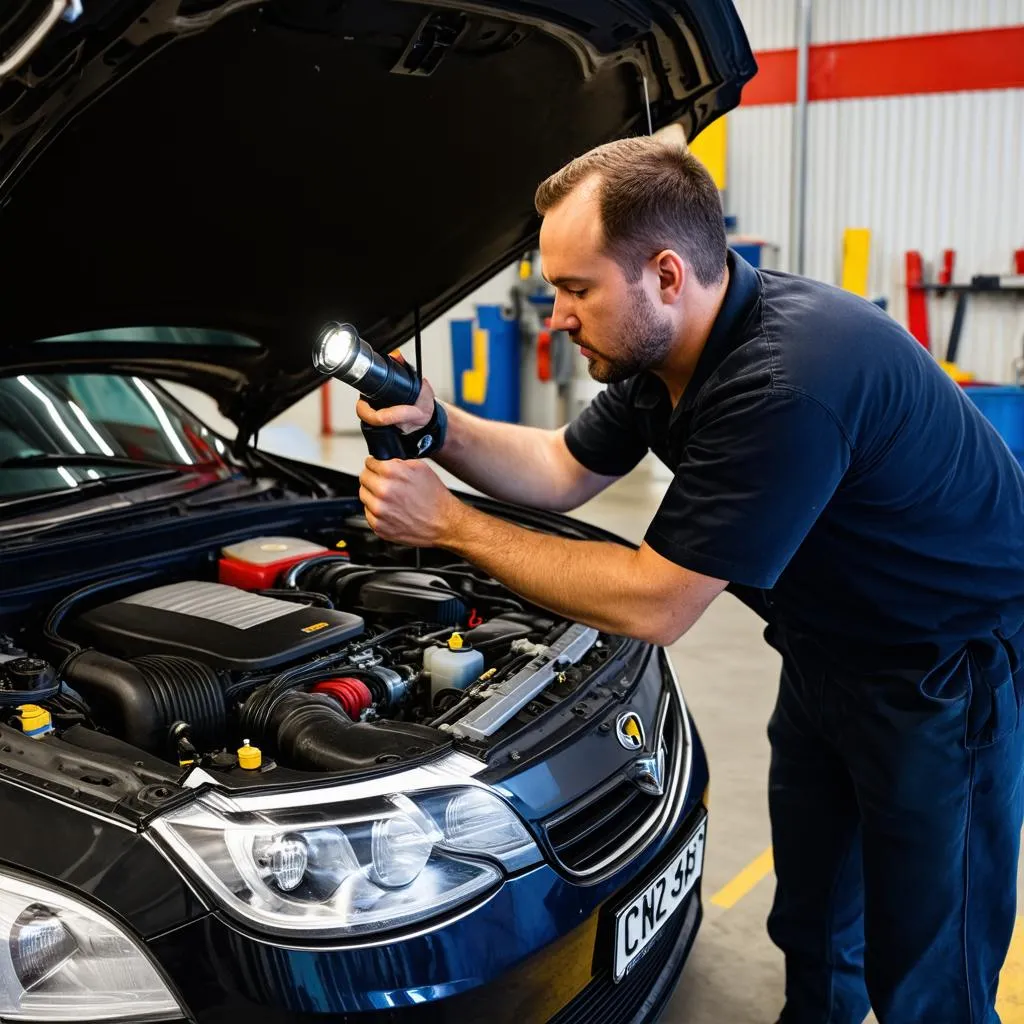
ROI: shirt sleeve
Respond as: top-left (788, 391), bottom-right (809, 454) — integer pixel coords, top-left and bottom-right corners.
top-left (563, 381), bottom-right (649, 477)
top-left (644, 388), bottom-right (851, 588)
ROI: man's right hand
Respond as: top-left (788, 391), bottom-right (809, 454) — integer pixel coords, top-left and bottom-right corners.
top-left (355, 374), bottom-right (437, 435)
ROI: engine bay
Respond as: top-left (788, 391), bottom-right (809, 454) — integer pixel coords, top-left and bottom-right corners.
top-left (0, 522), bottom-right (621, 778)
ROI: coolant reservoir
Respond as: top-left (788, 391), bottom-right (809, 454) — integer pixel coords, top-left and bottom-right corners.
top-left (424, 634), bottom-right (484, 700)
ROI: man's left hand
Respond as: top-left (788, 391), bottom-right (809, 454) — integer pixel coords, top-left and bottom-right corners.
top-left (359, 457), bottom-right (463, 548)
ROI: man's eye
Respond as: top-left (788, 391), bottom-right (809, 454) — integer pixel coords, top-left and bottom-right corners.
top-left (570, 288), bottom-right (588, 299)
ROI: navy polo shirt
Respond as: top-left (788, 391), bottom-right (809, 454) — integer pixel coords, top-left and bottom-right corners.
top-left (565, 250), bottom-right (1024, 676)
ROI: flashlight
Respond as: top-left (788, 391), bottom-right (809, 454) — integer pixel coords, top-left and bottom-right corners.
top-left (313, 322), bottom-right (446, 461)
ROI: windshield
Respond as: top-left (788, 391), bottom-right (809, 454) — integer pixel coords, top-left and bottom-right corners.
top-left (0, 373), bottom-right (231, 500)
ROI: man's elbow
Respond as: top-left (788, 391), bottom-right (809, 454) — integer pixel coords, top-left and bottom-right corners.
top-left (627, 609), bottom-right (690, 648)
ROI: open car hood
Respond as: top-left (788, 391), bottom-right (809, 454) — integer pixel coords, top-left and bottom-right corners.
top-left (0, 0), bottom-right (755, 439)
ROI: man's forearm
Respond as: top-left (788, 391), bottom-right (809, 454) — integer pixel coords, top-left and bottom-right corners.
top-left (439, 503), bottom-right (704, 645)
top-left (434, 403), bottom-right (579, 511)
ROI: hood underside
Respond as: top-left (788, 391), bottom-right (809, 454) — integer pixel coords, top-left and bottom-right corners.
top-left (0, 0), bottom-right (755, 434)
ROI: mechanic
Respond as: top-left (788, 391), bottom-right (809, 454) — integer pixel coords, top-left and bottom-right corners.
top-left (356, 136), bottom-right (1024, 1024)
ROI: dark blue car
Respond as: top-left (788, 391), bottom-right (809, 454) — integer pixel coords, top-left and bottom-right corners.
top-left (0, 1), bottom-right (754, 1020)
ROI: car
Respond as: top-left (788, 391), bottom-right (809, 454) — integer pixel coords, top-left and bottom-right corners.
top-left (0, 2), bottom-right (755, 1021)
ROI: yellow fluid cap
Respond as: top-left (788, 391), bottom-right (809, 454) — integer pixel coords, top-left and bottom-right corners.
top-left (448, 632), bottom-right (464, 651)
top-left (335, 539), bottom-right (348, 550)
top-left (237, 739), bottom-right (262, 770)
top-left (18, 704), bottom-right (51, 737)
top-left (519, 259), bottom-right (532, 280)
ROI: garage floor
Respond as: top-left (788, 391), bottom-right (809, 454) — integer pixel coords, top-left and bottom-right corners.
top-left (319, 436), bottom-right (1024, 1024)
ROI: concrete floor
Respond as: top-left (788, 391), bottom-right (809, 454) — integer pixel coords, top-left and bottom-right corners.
top-left (316, 435), bottom-right (1023, 1024)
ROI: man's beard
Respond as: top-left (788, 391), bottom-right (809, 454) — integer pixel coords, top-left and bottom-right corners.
top-left (582, 286), bottom-right (675, 384)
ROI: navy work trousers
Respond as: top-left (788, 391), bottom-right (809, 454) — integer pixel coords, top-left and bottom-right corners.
top-left (767, 639), bottom-right (1024, 1023)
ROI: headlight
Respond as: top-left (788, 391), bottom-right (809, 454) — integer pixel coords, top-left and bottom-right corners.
top-left (0, 868), bottom-right (182, 1022)
top-left (151, 785), bottom-right (539, 939)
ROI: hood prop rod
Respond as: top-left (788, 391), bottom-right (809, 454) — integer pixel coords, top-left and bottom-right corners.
top-left (413, 306), bottom-right (423, 570)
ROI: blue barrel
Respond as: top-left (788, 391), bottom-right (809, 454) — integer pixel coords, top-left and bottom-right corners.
top-left (962, 385), bottom-right (1024, 462)
top-left (449, 304), bottom-right (520, 422)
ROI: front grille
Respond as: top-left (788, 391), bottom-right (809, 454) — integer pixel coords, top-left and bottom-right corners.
top-left (545, 704), bottom-right (680, 874)
top-left (549, 892), bottom-right (697, 1024)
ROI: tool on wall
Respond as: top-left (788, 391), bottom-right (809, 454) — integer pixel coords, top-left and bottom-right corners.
top-left (905, 248), bottom-right (1024, 382)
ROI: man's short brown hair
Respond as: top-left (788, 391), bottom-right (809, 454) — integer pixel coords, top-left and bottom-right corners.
top-left (534, 135), bottom-right (727, 288)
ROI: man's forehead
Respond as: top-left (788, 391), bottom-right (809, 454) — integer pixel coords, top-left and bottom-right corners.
top-left (544, 178), bottom-right (602, 233)
top-left (539, 184), bottom-right (605, 280)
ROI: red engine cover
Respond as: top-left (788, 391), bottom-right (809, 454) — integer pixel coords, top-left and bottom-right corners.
top-left (217, 536), bottom-right (343, 590)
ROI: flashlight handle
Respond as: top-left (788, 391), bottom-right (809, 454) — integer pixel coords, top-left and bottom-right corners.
top-left (361, 422), bottom-right (407, 461)
top-left (363, 371), bottom-right (421, 412)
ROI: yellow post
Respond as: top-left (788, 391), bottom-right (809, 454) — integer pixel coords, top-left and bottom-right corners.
top-left (688, 115), bottom-right (728, 191)
top-left (461, 327), bottom-right (490, 405)
top-left (841, 228), bottom-right (871, 297)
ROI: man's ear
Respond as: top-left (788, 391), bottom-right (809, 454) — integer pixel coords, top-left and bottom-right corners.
top-left (653, 249), bottom-right (686, 304)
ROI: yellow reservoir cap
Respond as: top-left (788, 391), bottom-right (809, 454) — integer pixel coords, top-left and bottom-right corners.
top-left (238, 739), bottom-right (262, 770)
top-left (18, 704), bottom-right (52, 738)
top-left (448, 632), bottom-right (464, 651)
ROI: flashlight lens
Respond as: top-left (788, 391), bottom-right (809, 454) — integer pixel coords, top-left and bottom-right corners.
top-left (317, 326), bottom-right (356, 374)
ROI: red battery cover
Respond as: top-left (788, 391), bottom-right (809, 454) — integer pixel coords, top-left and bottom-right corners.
top-left (217, 536), bottom-right (345, 590)
top-left (218, 553), bottom-right (334, 590)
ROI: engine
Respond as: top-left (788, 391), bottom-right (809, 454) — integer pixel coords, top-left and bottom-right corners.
top-left (0, 531), bottom-right (612, 776)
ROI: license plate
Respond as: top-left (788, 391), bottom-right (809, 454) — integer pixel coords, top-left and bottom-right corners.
top-left (613, 817), bottom-right (707, 982)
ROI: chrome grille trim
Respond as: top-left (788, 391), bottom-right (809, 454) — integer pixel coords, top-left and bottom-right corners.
top-left (543, 652), bottom-right (693, 881)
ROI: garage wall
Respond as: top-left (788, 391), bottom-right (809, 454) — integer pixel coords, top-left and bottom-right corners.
top-left (728, 0), bottom-right (1024, 382)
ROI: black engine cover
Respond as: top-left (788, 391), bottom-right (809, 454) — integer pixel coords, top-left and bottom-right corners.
top-left (75, 582), bottom-right (364, 671)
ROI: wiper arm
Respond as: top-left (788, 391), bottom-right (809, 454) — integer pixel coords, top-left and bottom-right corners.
top-left (0, 453), bottom-right (202, 472)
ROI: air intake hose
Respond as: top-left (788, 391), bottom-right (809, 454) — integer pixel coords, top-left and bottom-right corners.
top-left (64, 651), bottom-right (225, 754)
top-left (257, 690), bottom-right (444, 771)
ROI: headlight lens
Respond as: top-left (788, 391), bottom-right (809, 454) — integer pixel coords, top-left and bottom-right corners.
top-left (370, 814), bottom-right (434, 889)
top-left (152, 785), bottom-right (539, 939)
top-left (442, 789), bottom-right (538, 863)
top-left (0, 870), bottom-right (182, 1021)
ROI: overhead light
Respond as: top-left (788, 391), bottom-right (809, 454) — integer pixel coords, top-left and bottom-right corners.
top-left (67, 401), bottom-right (115, 456)
top-left (17, 377), bottom-right (85, 454)
top-left (131, 378), bottom-right (193, 465)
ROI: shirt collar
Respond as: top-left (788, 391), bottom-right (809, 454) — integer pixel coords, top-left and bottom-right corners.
top-left (632, 248), bottom-right (763, 412)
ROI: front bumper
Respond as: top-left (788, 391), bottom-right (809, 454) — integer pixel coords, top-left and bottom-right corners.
top-left (150, 799), bottom-right (707, 1023)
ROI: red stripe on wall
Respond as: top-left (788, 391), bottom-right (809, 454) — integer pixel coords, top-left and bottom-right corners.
top-left (743, 25), bottom-right (1024, 107)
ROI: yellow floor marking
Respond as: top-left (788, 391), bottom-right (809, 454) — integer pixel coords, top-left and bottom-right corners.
top-left (997, 918), bottom-right (1024, 1020)
top-left (710, 846), bottom-right (774, 909)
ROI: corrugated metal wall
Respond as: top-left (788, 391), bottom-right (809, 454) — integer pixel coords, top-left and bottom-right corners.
top-left (732, 0), bottom-right (1024, 49)
top-left (727, 0), bottom-right (1024, 382)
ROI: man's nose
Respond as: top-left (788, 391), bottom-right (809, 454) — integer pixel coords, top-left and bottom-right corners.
top-left (550, 294), bottom-right (580, 334)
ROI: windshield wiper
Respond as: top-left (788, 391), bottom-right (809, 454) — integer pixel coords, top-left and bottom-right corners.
top-left (0, 453), bottom-right (204, 472)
